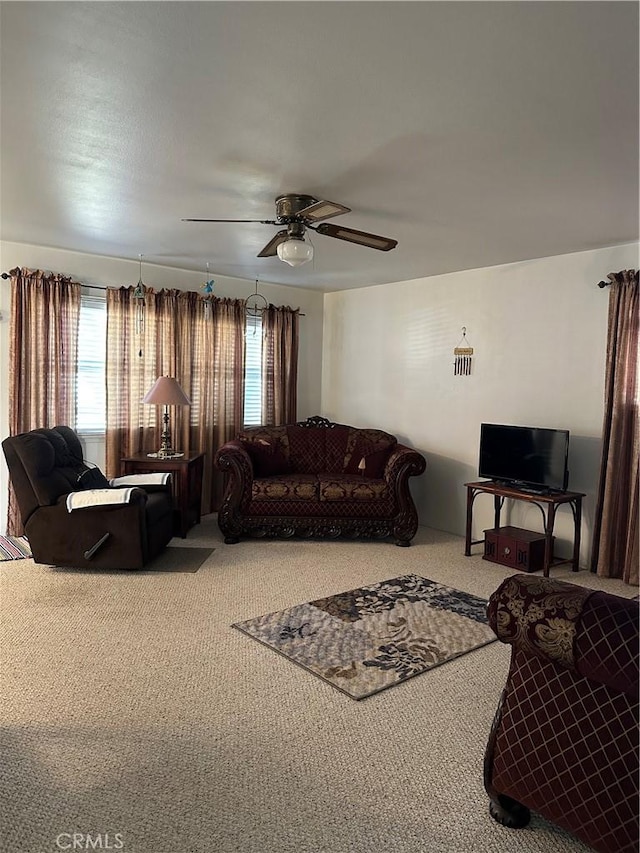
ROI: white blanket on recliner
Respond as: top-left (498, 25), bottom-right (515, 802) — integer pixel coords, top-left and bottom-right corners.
top-left (66, 488), bottom-right (135, 512)
top-left (109, 473), bottom-right (171, 486)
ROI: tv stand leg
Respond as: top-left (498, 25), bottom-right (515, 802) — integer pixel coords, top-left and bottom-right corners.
top-left (571, 497), bottom-right (582, 572)
top-left (465, 486), bottom-right (478, 555)
top-left (493, 495), bottom-right (501, 530)
top-left (543, 504), bottom-right (557, 578)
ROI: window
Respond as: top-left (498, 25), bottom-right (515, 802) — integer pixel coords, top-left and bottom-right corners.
top-left (244, 314), bottom-right (263, 426)
top-left (74, 296), bottom-right (264, 432)
top-left (76, 293), bottom-right (107, 433)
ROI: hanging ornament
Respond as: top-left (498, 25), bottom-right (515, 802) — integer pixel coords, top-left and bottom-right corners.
top-left (132, 253), bottom-right (146, 356)
top-left (244, 279), bottom-right (268, 336)
top-left (201, 262), bottom-right (215, 318)
top-left (453, 327), bottom-right (474, 376)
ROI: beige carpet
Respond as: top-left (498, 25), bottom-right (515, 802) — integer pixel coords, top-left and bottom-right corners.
top-left (143, 545), bottom-right (214, 573)
top-left (1, 519), bottom-right (635, 853)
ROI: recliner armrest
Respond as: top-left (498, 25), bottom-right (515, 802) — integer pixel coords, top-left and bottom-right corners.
top-left (110, 474), bottom-right (172, 492)
top-left (58, 487), bottom-right (148, 512)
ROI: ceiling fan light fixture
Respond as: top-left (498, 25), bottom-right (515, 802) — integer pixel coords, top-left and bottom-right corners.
top-left (276, 237), bottom-right (314, 267)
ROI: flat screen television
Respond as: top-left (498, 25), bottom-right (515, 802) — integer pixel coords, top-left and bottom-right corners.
top-left (479, 423), bottom-right (570, 493)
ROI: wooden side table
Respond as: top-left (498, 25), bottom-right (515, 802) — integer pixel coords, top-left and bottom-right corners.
top-left (464, 480), bottom-right (585, 577)
top-left (122, 453), bottom-right (205, 538)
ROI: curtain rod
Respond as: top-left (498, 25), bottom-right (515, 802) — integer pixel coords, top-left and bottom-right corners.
top-left (1, 272), bottom-right (104, 290)
top-left (1, 272), bottom-right (305, 313)
top-left (597, 280), bottom-right (611, 288)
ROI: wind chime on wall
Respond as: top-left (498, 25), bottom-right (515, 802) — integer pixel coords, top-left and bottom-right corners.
top-left (453, 327), bottom-right (474, 376)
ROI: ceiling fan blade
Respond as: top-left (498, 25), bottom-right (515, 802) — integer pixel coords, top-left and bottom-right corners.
top-left (182, 218), bottom-right (278, 224)
top-left (257, 230), bottom-right (289, 257)
top-left (315, 223), bottom-right (397, 251)
top-left (296, 199), bottom-right (351, 223)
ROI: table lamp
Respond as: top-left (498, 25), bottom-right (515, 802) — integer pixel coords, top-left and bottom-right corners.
top-left (142, 376), bottom-right (191, 458)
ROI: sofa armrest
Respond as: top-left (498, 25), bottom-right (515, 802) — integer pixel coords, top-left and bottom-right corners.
top-left (383, 444), bottom-right (426, 483)
top-left (488, 574), bottom-right (639, 694)
top-left (215, 440), bottom-right (254, 505)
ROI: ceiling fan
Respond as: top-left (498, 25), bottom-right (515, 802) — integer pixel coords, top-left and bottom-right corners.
top-left (182, 193), bottom-right (398, 267)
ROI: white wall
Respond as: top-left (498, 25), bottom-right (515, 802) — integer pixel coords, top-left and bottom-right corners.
top-left (321, 243), bottom-right (639, 567)
top-left (0, 241), bottom-right (325, 532)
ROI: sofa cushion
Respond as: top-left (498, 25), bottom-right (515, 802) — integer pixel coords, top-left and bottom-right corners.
top-left (286, 425), bottom-right (327, 473)
top-left (238, 427), bottom-right (291, 477)
top-left (238, 426), bottom-right (290, 449)
top-left (252, 474), bottom-right (318, 501)
top-left (319, 476), bottom-right (389, 502)
top-left (243, 438), bottom-right (291, 477)
top-left (324, 426), bottom-right (351, 473)
top-left (344, 446), bottom-right (391, 478)
top-left (344, 430), bottom-right (396, 478)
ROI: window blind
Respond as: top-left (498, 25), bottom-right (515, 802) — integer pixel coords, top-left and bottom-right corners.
top-left (244, 315), bottom-right (263, 426)
top-left (76, 294), bottom-right (107, 433)
top-left (75, 297), bottom-right (265, 432)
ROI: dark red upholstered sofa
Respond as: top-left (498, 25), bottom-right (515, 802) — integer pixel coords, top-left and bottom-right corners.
top-left (484, 573), bottom-right (639, 853)
top-left (214, 416), bottom-right (426, 545)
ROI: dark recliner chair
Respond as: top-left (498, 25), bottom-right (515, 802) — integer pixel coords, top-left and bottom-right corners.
top-left (2, 426), bottom-right (174, 569)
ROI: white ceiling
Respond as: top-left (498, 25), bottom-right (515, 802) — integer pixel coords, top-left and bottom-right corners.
top-left (1, 1), bottom-right (638, 292)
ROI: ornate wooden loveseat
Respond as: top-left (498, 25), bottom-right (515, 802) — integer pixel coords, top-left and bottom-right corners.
top-left (214, 416), bottom-right (426, 545)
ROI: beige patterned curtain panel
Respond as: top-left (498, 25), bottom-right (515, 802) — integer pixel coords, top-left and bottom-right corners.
top-left (105, 288), bottom-right (246, 513)
top-left (591, 269), bottom-right (639, 585)
top-left (7, 267), bottom-right (81, 535)
top-left (261, 304), bottom-right (299, 426)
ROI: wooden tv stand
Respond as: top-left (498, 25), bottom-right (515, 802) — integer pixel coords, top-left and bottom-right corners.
top-left (464, 480), bottom-right (585, 577)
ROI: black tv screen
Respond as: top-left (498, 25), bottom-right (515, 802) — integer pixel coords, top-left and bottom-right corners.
top-left (479, 423), bottom-right (569, 492)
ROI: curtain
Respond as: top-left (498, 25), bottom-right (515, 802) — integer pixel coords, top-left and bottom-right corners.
top-left (591, 270), bottom-right (639, 585)
top-left (105, 288), bottom-right (245, 512)
top-left (7, 267), bottom-right (81, 535)
top-left (261, 304), bottom-right (299, 425)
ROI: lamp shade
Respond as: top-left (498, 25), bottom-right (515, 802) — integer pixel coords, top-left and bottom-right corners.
top-left (142, 376), bottom-right (191, 406)
top-left (277, 238), bottom-right (313, 267)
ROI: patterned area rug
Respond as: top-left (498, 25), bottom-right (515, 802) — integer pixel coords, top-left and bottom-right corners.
top-left (0, 535), bottom-right (32, 561)
top-left (233, 574), bottom-right (497, 699)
